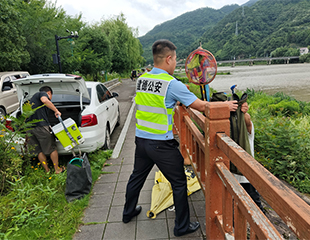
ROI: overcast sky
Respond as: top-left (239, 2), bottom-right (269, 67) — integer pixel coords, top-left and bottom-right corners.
top-left (54, 0), bottom-right (249, 37)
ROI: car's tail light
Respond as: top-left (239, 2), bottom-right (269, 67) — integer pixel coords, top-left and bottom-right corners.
top-left (81, 114), bottom-right (98, 127)
top-left (5, 120), bottom-right (14, 132)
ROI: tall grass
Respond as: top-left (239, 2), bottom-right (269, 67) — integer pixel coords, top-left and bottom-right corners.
top-left (0, 148), bottom-right (112, 239)
top-left (245, 89), bottom-right (310, 193)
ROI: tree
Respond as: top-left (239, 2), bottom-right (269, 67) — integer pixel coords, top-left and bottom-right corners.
top-left (65, 25), bottom-right (112, 79)
top-left (0, 2), bottom-right (145, 76)
top-left (271, 46), bottom-right (300, 57)
top-left (100, 14), bottom-right (144, 74)
top-left (0, 0), bottom-right (29, 71)
top-left (17, 0), bottom-right (84, 74)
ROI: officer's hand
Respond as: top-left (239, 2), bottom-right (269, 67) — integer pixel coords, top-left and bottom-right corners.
top-left (227, 100), bottom-right (238, 112)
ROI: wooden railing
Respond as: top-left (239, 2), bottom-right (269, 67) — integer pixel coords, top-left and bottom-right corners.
top-left (173, 102), bottom-right (310, 240)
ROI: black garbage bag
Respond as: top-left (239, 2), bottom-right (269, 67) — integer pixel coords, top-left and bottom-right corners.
top-left (65, 153), bottom-right (92, 202)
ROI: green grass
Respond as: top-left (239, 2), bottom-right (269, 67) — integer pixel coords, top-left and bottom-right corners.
top-left (216, 71), bottom-right (231, 75)
top-left (0, 149), bottom-right (112, 240)
top-left (245, 89), bottom-right (310, 193)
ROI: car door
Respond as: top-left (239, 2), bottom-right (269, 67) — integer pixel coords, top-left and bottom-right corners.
top-left (101, 84), bottom-right (118, 127)
top-left (97, 84), bottom-right (117, 129)
top-left (95, 84), bottom-right (112, 134)
top-left (0, 75), bottom-right (19, 114)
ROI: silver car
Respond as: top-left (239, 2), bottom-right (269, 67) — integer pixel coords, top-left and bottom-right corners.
top-left (0, 71), bottom-right (29, 117)
top-left (12, 73), bottom-right (120, 154)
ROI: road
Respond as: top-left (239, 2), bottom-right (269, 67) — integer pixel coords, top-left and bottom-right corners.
top-left (109, 78), bottom-right (136, 149)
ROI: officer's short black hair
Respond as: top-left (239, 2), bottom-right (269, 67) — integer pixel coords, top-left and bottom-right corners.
top-left (39, 86), bottom-right (53, 94)
top-left (152, 39), bottom-right (177, 64)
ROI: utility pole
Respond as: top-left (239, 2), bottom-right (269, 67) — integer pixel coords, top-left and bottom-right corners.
top-left (235, 21), bottom-right (238, 36)
top-left (55, 30), bottom-right (79, 73)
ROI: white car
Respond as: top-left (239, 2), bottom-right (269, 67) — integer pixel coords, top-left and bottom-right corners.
top-left (11, 73), bottom-right (120, 154)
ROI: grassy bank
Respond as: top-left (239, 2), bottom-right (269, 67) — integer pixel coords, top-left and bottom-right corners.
top-left (246, 89), bottom-right (310, 193)
top-left (0, 148), bottom-right (111, 240)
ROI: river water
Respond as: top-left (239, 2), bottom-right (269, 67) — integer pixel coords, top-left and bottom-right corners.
top-left (209, 63), bottom-right (310, 102)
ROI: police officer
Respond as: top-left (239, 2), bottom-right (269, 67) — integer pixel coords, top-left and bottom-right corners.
top-left (122, 39), bottom-right (238, 237)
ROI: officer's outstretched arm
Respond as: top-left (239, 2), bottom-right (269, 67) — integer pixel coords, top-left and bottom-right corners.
top-left (189, 98), bottom-right (238, 112)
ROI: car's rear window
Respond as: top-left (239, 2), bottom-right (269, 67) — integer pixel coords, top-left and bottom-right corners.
top-left (52, 94), bottom-right (90, 105)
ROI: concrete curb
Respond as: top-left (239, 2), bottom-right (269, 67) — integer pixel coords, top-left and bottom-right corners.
top-left (111, 99), bottom-right (135, 159)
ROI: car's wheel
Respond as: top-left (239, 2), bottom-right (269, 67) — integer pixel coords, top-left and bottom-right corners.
top-left (116, 108), bottom-right (120, 127)
top-left (0, 107), bottom-right (6, 121)
top-left (103, 126), bottom-right (111, 150)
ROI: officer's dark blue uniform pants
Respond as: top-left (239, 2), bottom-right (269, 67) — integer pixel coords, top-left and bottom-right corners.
top-left (123, 137), bottom-right (190, 234)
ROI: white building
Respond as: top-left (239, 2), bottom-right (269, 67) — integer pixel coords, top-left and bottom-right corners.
top-left (300, 47), bottom-right (309, 55)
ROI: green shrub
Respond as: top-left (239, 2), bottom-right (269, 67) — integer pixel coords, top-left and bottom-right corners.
top-left (80, 71), bottom-right (122, 82)
top-left (0, 148), bottom-right (111, 239)
top-left (247, 90), bottom-right (310, 193)
top-left (299, 53), bottom-right (310, 63)
top-left (188, 83), bottom-right (217, 101)
top-left (0, 103), bottom-right (40, 195)
top-left (268, 100), bottom-right (300, 116)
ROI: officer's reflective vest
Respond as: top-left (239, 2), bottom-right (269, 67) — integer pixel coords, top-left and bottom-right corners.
top-left (135, 73), bottom-right (174, 134)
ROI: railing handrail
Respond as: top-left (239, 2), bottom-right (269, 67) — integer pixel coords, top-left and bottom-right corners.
top-left (173, 101), bottom-right (310, 239)
top-left (216, 132), bottom-right (310, 239)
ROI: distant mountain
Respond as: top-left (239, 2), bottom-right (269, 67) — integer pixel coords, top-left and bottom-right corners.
top-left (139, 0), bottom-right (310, 65)
top-left (138, 4), bottom-right (239, 64)
top-left (242, 0), bottom-right (260, 7)
top-left (198, 0), bottom-right (310, 61)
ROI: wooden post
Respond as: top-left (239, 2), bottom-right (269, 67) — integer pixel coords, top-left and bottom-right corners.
top-left (178, 105), bottom-right (190, 165)
top-left (181, 84), bottom-right (191, 165)
top-left (204, 102), bottom-right (230, 239)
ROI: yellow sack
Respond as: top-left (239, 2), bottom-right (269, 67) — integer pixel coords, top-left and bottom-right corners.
top-left (146, 168), bottom-right (201, 219)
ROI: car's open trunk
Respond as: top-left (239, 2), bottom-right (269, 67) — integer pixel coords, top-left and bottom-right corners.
top-left (47, 104), bottom-right (84, 127)
top-left (46, 93), bottom-right (90, 127)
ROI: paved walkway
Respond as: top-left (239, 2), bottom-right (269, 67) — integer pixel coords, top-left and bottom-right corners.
top-left (73, 103), bottom-right (206, 240)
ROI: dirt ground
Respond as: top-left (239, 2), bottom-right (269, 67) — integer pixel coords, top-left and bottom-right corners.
top-left (210, 63), bottom-right (310, 102)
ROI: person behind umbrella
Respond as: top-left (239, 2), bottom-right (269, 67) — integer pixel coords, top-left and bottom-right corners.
top-left (122, 39), bottom-right (239, 237)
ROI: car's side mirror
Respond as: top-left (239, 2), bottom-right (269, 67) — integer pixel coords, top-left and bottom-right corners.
top-left (112, 92), bottom-right (119, 98)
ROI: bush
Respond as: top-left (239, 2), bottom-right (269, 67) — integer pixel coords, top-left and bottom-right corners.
top-left (268, 100), bottom-right (300, 116)
top-left (0, 103), bottom-right (39, 195)
top-left (0, 148), bottom-right (111, 239)
top-left (299, 53), bottom-right (310, 63)
top-left (80, 71), bottom-right (121, 82)
top-left (247, 90), bottom-right (310, 193)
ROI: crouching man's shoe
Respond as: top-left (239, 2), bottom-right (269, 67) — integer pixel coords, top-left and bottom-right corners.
top-left (174, 221), bottom-right (200, 237)
top-left (122, 205), bottom-right (142, 223)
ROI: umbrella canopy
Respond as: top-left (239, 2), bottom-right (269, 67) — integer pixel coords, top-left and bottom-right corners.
top-left (147, 168), bottom-right (201, 219)
top-left (185, 48), bottom-right (217, 86)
